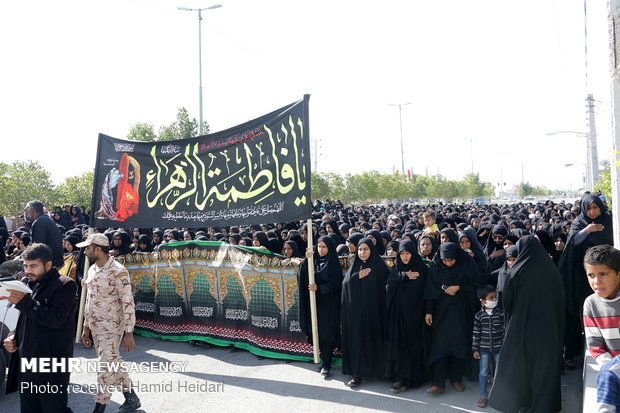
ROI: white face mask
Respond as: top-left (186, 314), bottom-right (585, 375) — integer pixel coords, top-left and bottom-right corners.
top-left (484, 299), bottom-right (498, 309)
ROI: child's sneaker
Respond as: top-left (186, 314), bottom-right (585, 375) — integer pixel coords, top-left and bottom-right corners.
top-left (477, 396), bottom-right (488, 408)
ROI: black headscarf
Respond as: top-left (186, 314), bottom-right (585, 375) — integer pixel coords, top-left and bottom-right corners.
top-left (417, 234), bottom-right (437, 264)
top-left (287, 231), bottom-right (305, 255)
top-left (152, 230), bottom-right (164, 247)
top-left (137, 234), bottom-right (153, 252)
top-left (365, 229), bottom-right (386, 255)
top-left (386, 240), bottom-right (400, 256)
top-left (326, 221), bottom-right (345, 245)
top-left (283, 240), bottom-right (302, 258)
top-left (347, 233), bottom-right (364, 253)
top-left (112, 231), bottom-right (131, 256)
top-left (440, 227), bottom-right (458, 244)
top-left (496, 245), bottom-right (518, 298)
top-left (167, 229), bottom-right (181, 241)
top-left (63, 235), bottom-right (79, 252)
top-left (253, 231), bottom-right (271, 251)
top-left (570, 194), bottom-right (612, 244)
top-left (459, 227), bottom-right (489, 286)
top-left (483, 224), bottom-right (507, 259)
top-left (535, 230), bottom-right (556, 259)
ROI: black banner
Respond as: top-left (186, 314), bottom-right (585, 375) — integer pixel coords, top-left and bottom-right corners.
top-left (90, 96), bottom-right (311, 228)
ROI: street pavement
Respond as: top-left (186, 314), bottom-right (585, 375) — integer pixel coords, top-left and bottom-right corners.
top-left (1, 334), bottom-right (583, 413)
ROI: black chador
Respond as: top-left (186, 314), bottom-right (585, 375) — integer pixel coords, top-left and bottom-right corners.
top-left (385, 240), bottom-right (428, 390)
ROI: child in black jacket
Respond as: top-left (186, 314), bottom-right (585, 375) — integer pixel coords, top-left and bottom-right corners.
top-left (472, 285), bottom-right (504, 408)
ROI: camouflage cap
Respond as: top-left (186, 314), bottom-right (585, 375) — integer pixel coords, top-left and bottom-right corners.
top-left (76, 233), bottom-right (109, 248)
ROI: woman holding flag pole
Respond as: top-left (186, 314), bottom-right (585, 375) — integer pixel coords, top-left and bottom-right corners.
top-left (297, 234), bottom-right (343, 376)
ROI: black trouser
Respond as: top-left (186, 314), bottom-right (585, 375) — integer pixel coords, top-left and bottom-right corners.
top-left (319, 338), bottom-right (335, 369)
top-left (431, 355), bottom-right (464, 387)
top-left (564, 311), bottom-right (584, 360)
top-left (20, 386), bottom-right (72, 413)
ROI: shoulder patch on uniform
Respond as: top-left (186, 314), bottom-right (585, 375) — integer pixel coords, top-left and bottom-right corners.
top-left (121, 279), bottom-right (130, 286)
top-left (115, 270), bottom-right (129, 278)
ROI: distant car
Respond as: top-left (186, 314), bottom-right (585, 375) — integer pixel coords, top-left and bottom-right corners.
top-left (523, 196), bottom-right (536, 203)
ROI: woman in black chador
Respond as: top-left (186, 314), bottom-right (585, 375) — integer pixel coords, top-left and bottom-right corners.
top-left (559, 193), bottom-right (612, 366)
top-left (385, 240), bottom-right (428, 393)
top-left (297, 236), bottom-right (342, 376)
top-left (489, 235), bottom-right (565, 413)
top-left (341, 237), bottom-right (389, 388)
top-left (424, 242), bottom-right (476, 394)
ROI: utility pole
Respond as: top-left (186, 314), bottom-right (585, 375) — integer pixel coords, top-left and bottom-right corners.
top-left (178, 4), bottom-right (222, 136)
top-left (498, 152), bottom-right (503, 198)
top-left (465, 137), bottom-right (477, 174)
top-left (586, 94), bottom-right (599, 190)
top-left (311, 138), bottom-right (321, 172)
top-left (609, 0), bottom-right (620, 246)
top-left (388, 102), bottom-right (411, 174)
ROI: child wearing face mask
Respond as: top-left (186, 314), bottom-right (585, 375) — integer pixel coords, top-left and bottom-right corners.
top-left (472, 285), bottom-right (505, 408)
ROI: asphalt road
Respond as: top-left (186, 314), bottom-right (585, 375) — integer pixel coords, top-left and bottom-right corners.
top-left (0, 334), bottom-right (583, 413)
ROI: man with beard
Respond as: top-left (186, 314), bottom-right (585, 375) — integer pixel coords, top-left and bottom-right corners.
top-left (24, 200), bottom-right (64, 268)
top-left (78, 233), bottom-right (140, 413)
top-left (4, 243), bottom-right (77, 412)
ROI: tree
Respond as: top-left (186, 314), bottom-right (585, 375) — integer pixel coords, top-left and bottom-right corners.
top-left (410, 175), bottom-right (429, 200)
top-left (517, 182), bottom-right (534, 196)
top-left (53, 171), bottom-right (95, 212)
top-left (343, 173), bottom-right (365, 202)
top-left (377, 174), bottom-right (411, 201)
top-left (463, 173), bottom-right (487, 198)
top-left (517, 181), bottom-right (549, 197)
top-left (426, 174), bottom-right (449, 201)
top-left (0, 161), bottom-right (57, 217)
top-left (323, 172), bottom-right (346, 201)
top-left (127, 107), bottom-right (209, 142)
top-left (595, 163), bottom-right (612, 208)
top-left (310, 172), bottom-right (331, 200)
top-left (127, 123), bottom-right (157, 142)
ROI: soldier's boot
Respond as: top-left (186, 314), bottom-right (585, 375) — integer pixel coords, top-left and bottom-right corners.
top-left (92, 402), bottom-right (106, 413)
top-left (118, 389), bottom-right (141, 412)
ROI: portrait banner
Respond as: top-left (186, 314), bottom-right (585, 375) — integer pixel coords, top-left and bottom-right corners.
top-left (90, 96), bottom-right (311, 228)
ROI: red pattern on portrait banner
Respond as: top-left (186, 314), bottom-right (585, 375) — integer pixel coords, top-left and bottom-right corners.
top-left (116, 153), bottom-right (140, 221)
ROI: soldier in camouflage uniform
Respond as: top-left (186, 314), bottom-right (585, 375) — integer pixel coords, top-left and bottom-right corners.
top-left (78, 233), bottom-right (141, 413)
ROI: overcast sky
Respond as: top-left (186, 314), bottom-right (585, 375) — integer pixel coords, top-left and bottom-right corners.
top-left (0, 0), bottom-right (612, 193)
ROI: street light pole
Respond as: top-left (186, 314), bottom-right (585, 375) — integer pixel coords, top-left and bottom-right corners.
top-left (198, 8), bottom-right (203, 135)
top-left (178, 4), bottom-right (222, 136)
top-left (388, 102), bottom-right (411, 175)
top-left (465, 137), bottom-right (478, 174)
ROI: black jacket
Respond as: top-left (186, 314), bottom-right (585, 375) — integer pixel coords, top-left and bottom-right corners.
top-left (6, 268), bottom-right (77, 393)
top-left (472, 307), bottom-right (504, 353)
top-left (32, 213), bottom-right (65, 268)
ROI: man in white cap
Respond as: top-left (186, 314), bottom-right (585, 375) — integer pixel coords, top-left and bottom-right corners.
top-left (77, 233), bottom-right (140, 413)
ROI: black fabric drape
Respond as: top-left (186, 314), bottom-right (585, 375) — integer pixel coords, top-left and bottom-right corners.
top-left (341, 238), bottom-right (389, 378)
top-left (297, 236), bottom-right (342, 346)
top-left (423, 243), bottom-right (475, 366)
top-left (489, 235), bottom-right (565, 413)
top-left (385, 240), bottom-right (428, 385)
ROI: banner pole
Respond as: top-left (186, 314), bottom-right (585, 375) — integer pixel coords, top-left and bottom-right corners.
top-left (306, 218), bottom-right (320, 364)
top-left (75, 227), bottom-right (93, 343)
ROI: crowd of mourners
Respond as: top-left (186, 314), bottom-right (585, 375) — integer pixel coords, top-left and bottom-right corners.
top-left (0, 191), bottom-right (612, 412)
